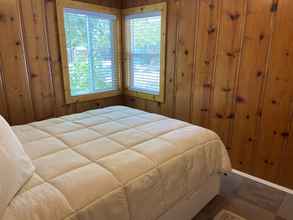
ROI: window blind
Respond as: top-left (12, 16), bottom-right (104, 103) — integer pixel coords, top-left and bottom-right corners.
top-left (125, 12), bottom-right (162, 95)
top-left (64, 8), bottom-right (119, 96)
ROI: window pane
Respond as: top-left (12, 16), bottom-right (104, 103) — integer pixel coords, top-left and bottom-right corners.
top-left (127, 12), bottom-right (161, 95)
top-left (64, 9), bottom-right (118, 96)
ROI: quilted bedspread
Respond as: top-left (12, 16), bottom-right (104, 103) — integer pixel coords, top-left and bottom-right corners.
top-left (3, 106), bottom-right (231, 220)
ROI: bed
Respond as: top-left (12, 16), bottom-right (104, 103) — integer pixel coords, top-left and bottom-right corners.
top-left (3, 106), bottom-right (231, 220)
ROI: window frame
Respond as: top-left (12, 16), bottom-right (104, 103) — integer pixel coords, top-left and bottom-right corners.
top-left (56, 0), bottom-right (122, 104)
top-left (122, 3), bottom-right (167, 103)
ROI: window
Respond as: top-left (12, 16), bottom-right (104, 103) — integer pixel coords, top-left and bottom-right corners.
top-left (123, 3), bottom-right (167, 102)
top-left (57, 0), bottom-right (122, 103)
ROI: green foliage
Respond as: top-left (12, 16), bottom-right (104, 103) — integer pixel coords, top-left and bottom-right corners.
top-left (64, 11), bottom-right (115, 96)
top-left (130, 16), bottom-right (161, 53)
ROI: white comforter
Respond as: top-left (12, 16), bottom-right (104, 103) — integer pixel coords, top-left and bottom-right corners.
top-left (3, 106), bottom-right (231, 220)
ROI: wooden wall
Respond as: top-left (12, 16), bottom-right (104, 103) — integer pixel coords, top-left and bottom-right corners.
top-left (123, 0), bottom-right (293, 189)
top-left (0, 0), bottom-right (292, 189)
top-left (0, 0), bottom-right (123, 125)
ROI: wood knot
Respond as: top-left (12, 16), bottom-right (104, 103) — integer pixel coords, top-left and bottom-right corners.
top-left (16, 41), bottom-right (21, 46)
top-left (226, 52), bottom-right (236, 58)
top-left (208, 25), bottom-right (216, 34)
top-left (236, 96), bottom-right (245, 103)
top-left (209, 3), bottom-right (215, 10)
top-left (222, 87), bottom-right (231, 92)
top-left (184, 50), bottom-right (189, 55)
top-left (216, 113), bottom-right (223, 119)
top-left (229, 12), bottom-right (240, 21)
top-left (31, 73), bottom-right (38, 78)
top-left (257, 71), bottom-right (263, 77)
top-left (281, 132), bottom-right (289, 138)
top-left (257, 111), bottom-right (262, 117)
top-left (0, 14), bottom-right (5, 22)
top-left (246, 115), bottom-right (250, 119)
top-left (259, 33), bottom-right (265, 41)
top-left (227, 113), bottom-right (235, 119)
top-left (271, 2), bottom-right (278, 12)
top-left (200, 108), bottom-right (208, 112)
top-left (272, 100), bottom-right (277, 104)
top-left (203, 83), bottom-right (211, 88)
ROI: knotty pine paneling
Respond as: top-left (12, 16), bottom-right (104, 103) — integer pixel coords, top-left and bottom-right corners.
top-left (0, 0), bottom-right (123, 125)
top-left (0, 59), bottom-right (8, 120)
top-left (173, 0), bottom-right (198, 122)
top-left (229, 0), bottom-right (274, 173)
top-left (208, 0), bottom-right (247, 145)
top-left (20, 0), bottom-right (55, 121)
top-left (191, 0), bottom-right (220, 128)
top-left (0, 0), bottom-right (35, 124)
top-left (252, 0), bottom-right (293, 183)
top-left (123, 0), bottom-right (293, 189)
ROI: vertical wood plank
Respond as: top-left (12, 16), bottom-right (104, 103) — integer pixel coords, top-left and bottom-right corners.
top-left (279, 116), bottom-right (293, 189)
top-left (0, 58), bottom-right (8, 120)
top-left (0, 0), bottom-right (34, 125)
top-left (229, 0), bottom-right (274, 173)
top-left (191, 0), bottom-right (220, 127)
top-left (252, 0), bottom-right (293, 182)
top-left (174, 0), bottom-right (198, 122)
top-left (160, 0), bottom-right (178, 117)
top-left (208, 0), bottom-right (246, 145)
top-left (45, 0), bottom-right (75, 117)
top-left (20, 0), bottom-right (55, 121)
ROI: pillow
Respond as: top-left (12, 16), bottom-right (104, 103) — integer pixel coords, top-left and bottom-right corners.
top-left (0, 115), bottom-right (35, 219)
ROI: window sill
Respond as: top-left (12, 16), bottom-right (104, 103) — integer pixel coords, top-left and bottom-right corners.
top-left (124, 89), bottom-right (164, 103)
top-left (65, 90), bottom-right (122, 104)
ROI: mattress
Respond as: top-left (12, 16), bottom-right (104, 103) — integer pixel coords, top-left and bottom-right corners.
top-left (3, 106), bottom-right (231, 220)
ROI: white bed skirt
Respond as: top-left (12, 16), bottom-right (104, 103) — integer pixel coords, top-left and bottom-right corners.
top-left (158, 174), bottom-right (220, 220)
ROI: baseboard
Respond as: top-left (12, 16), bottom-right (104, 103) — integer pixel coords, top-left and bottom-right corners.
top-left (232, 169), bottom-right (293, 195)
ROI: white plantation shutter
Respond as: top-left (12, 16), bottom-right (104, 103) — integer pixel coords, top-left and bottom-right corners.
top-left (64, 8), bottom-right (119, 96)
top-left (125, 12), bottom-right (162, 95)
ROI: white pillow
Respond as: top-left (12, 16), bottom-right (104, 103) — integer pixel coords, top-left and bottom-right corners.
top-left (0, 115), bottom-right (35, 219)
